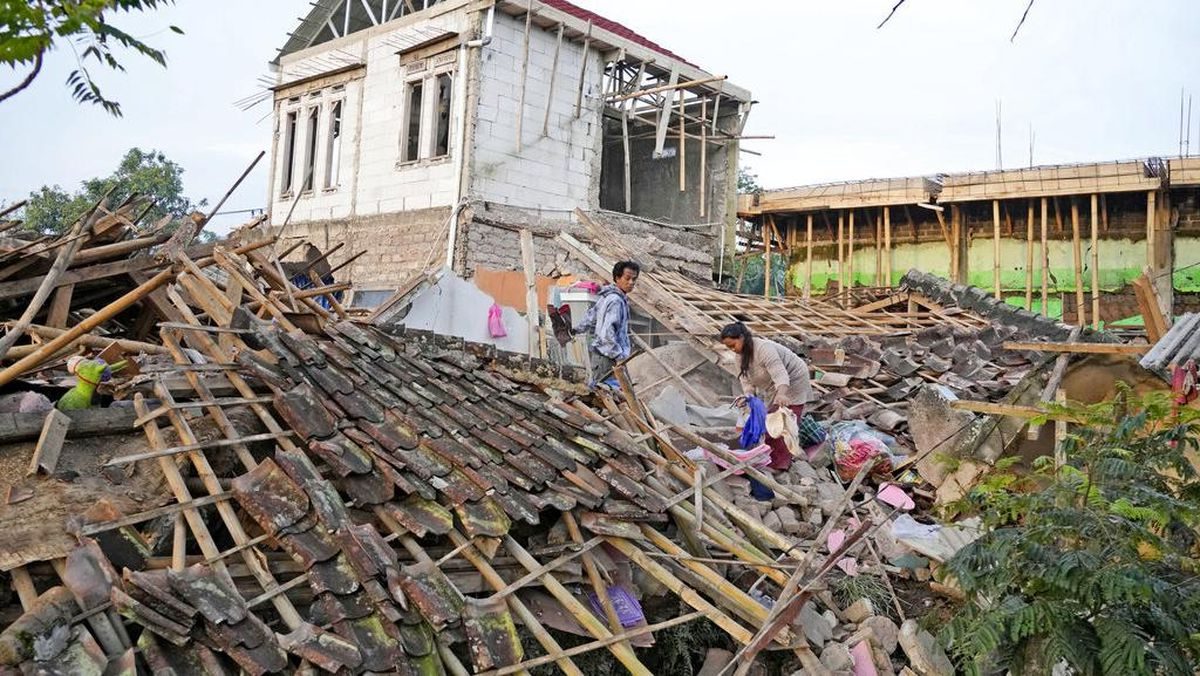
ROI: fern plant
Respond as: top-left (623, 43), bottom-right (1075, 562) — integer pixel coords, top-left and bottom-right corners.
top-left (941, 388), bottom-right (1200, 676)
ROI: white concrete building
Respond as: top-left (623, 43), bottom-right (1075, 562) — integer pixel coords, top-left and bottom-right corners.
top-left (269, 0), bottom-right (751, 306)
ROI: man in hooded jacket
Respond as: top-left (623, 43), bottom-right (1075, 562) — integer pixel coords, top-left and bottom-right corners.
top-left (573, 260), bottom-right (639, 389)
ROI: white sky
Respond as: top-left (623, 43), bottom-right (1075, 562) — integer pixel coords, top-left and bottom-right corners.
top-left (1, 0), bottom-right (1198, 233)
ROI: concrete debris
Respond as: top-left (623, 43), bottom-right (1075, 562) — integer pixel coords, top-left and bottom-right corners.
top-left (899, 619), bottom-right (955, 676)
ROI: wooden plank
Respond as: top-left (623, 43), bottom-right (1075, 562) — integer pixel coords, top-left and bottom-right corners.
top-left (1132, 272), bottom-right (1168, 342)
top-left (952, 399), bottom-right (1081, 423)
top-left (46, 285), bottom-right (73, 328)
top-left (26, 409), bottom-right (70, 476)
top-left (519, 229), bottom-right (540, 357)
top-left (573, 19), bottom-right (592, 118)
top-left (622, 112), bottom-right (632, 212)
top-left (1002, 341), bottom-right (1146, 355)
top-left (846, 210), bottom-right (855, 296)
top-left (678, 88), bottom-right (686, 192)
top-left (836, 212), bottom-right (845, 293)
top-left (10, 567), bottom-right (37, 610)
top-left (653, 68), bottom-right (679, 157)
top-left (1071, 199), bottom-right (1085, 326)
top-left (1090, 194), bottom-right (1101, 329)
top-left (0, 407), bottom-right (137, 445)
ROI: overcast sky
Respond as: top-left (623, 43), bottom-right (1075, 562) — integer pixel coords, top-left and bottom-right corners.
top-left (2, 1), bottom-right (1198, 233)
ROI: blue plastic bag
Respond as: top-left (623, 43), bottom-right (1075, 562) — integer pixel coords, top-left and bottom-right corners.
top-left (740, 395), bottom-right (768, 449)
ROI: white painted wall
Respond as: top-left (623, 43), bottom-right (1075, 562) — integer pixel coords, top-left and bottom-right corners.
top-left (270, 11), bottom-right (468, 227)
top-left (468, 12), bottom-right (606, 212)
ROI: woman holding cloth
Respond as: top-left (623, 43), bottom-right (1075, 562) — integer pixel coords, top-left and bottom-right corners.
top-left (719, 322), bottom-right (812, 470)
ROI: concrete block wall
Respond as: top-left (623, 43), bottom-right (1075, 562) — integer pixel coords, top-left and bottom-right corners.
top-left (280, 207), bottom-right (452, 293)
top-left (468, 12), bottom-right (605, 212)
top-left (270, 12), bottom-right (467, 231)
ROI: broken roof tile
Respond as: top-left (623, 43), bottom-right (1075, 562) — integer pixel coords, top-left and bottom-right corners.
top-left (397, 561), bottom-right (465, 631)
top-left (111, 587), bottom-right (192, 646)
top-left (529, 487), bottom-right (578, 513)
top-left (279, 520), bottom-right (341, 567)
top-left (382, 496), bottom-right (455, 538)
top-left (336, 469), bottom-right (395, 506)
top-left (279, 623), bottom-right (363, 673)
top-left (371, 452), bottom-right (425, 497)
top-left (357, 415), bottom-right (421, 452)
top-left (231, 458), bottom-right (311, 535)
top-left (62, 537), bottom-right (119, 611)
top-left (308, 553), bottom-right (361, 595)
top-left (463, 596), bottom-right (523, 672)
top-left (596, 464), bottom-right (665, 513)
top-left (274, 383), bottom-right (337, 440)
top-left (453, 496), bottom-right (512, 539)
top-left (309, 590), bottom-right (373, 626)
top-left (302, 360), bottom-right (356, 396)
top-left (422, 435), bottom-right (484, 470)
top-left (221, 634), bottom-right (288, 676)
top-left (579, 512), bottom-right (645, 540)
top-left (307, 433), bottom-right (374, 477)
top-left (166, 564), bottom-right (247, 626)
top-left (332, 387), bottom-right (387, 424)
top-left (336, 523), bottom-right (398, 580)
top-left (138, 632), bottom-right (227, 676)
top-left (273, 449), bottom-right (352, 529)
top-left (279, 330), bottom-right (327, 367)
top-left (489, 488), bottom-right (542, 525)
top-left (205, 610), bottom-right (273, 651)
top-left (394, 444), bottom-right (452, 481)
top-left (123, 569), bottom-right (197, 627)
top-left (235, 350), bottom-right (294, 391)
top-left (333, 612), bottom-right (408, 673)
top-left (433, 468), bottom-right (485, 506)
top-left (504, 449), bottom-right (559, 486)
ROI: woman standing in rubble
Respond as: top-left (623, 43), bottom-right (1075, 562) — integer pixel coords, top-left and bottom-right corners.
top-left (719, 322), bottom-right (813, 471)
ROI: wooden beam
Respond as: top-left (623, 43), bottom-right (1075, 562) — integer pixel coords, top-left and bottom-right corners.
top-left (700, 97), bottom-right (707, 218)
top-left (951, 399), bottom-right (1081, 422)
top-left (1071, 199), bottom-right (1085, 327)
top-left (1090, 194), bottom-right (1101, 329)
top-left (0, 407), bottom-right (137, 444)
top-left (1132, 272), bottom-right (1168, 342)
top-left (1002, 341), bottom-right (1147, 355)
top-left (949, 206), bottom-right (961, 283)
top-left (26, 409), bottom-right (70, 476)
top-left (837, 212), bottom-right (845, 293)
top-left (621, 112), bottom-right (632, 212)
top-left (45, 285), bottom-right (73, 328)
top-left (653, 68), bottom-right (679, 157)
top-left (678, 88), bottom-right (686, 192)
top-left (847, 210), bottom-right (855, 295)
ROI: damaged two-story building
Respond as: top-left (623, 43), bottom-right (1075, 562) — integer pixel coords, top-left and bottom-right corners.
top-left (267, 0), bottom-right (753, 307)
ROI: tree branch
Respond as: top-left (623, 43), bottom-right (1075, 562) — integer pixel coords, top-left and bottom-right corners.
top-left (1010, 0), bottom-right (1037, 41)
top-left (0, 52), bottom-right (45, 105)
top-left (877, 0), bottom-right (908, 29)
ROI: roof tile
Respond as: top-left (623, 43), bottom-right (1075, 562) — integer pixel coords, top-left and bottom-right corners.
top-left (278, 622), bottom-right (363, 673)
top-left (230, 458), bottom-right (311, 535)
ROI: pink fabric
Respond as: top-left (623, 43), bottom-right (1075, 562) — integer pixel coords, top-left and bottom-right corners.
top-left (703, 444), bottom-right (772, 474)
top-left (487, 303), bottom-right (507, 338)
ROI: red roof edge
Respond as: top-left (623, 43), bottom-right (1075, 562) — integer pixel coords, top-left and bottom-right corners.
top-left (539, 0), bottom-right (699, 69)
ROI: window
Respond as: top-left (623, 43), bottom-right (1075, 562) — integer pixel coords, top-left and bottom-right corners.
top-left (403, 81), bottom-right (423, 162)
top-left (302, 107), bottom-right (319, 192)
top-left (324, 100), bottom-right (343, 189)
top-left (281, 110), bottom-right (298, 195)
top-left (433, 73), bottom-right (453, 158)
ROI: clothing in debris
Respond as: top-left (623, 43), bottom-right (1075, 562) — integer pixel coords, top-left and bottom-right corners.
top-left (574, 284), bottom-right (631, 388)
top-left (737, 337), bottom-right (813, 407)
top-left (740, 395), bottom-right (768, 449)
top-left (763, 404), bottom-right (805, 471)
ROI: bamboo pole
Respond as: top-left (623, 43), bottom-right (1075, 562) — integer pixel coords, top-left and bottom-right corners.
top-left (678, 89), bottom-right (686, 192)
top-left (621, 112), bottom-right (632, 212)
top-left (883, 205), bottom-right (892, 287)
top-left (1071, 199), bottom-right (1085, 327)
top-left (504, 536), bottom-right (652, 676)
top-left (542, 23), bottom-right (564, 137)
top-left (700, 97), bottom-right (707, 218)
top-left (992, 199), bottom-right (1002, 299)
top-left (804, 214), bottom-right (813, 299)
top-left (950, 206), bottom-right (960, 283)
top-left (1025, 201), bottom-right (1034, 310)
top-left (1090, 194), bottom-right (1101, 329)
top-left (1040, 198), bottom-right (1049, 315)
top-left (515, 6), bottom-right (532, 152)
top-left (873, 210), bottom-right (882, 285)
top-left (563, 512), bottom-right (630, 654)
top-left (573, 20), bottom-right (591, 118)
top-left (0, 269), bottom-right (173, 387)
top-left (1146, 190), bottom-right (1156, 271)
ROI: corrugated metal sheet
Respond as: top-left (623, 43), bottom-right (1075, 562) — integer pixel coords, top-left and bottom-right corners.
top-left (1140, 313), bottom-right (1200, 376)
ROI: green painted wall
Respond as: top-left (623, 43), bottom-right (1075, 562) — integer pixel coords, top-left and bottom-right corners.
top-left (787, 235), bottom-right (1200, 295)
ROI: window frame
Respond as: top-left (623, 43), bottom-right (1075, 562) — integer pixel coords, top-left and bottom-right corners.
top-left (323, 98), bottom-right (345, 190)
top-left (280, 106), bottom-right (300, 197)
top-left (398, 55), bottom-right (456, 166)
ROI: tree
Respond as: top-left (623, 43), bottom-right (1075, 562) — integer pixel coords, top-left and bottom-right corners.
top-left (21, 147), bottom-right (207, 235)
top-left (737, 167), bottom-right (763, 195)
top-left (0, 1), bottom-right (181, 115)
top-left (941, 390), bottom-right (1200, 675)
